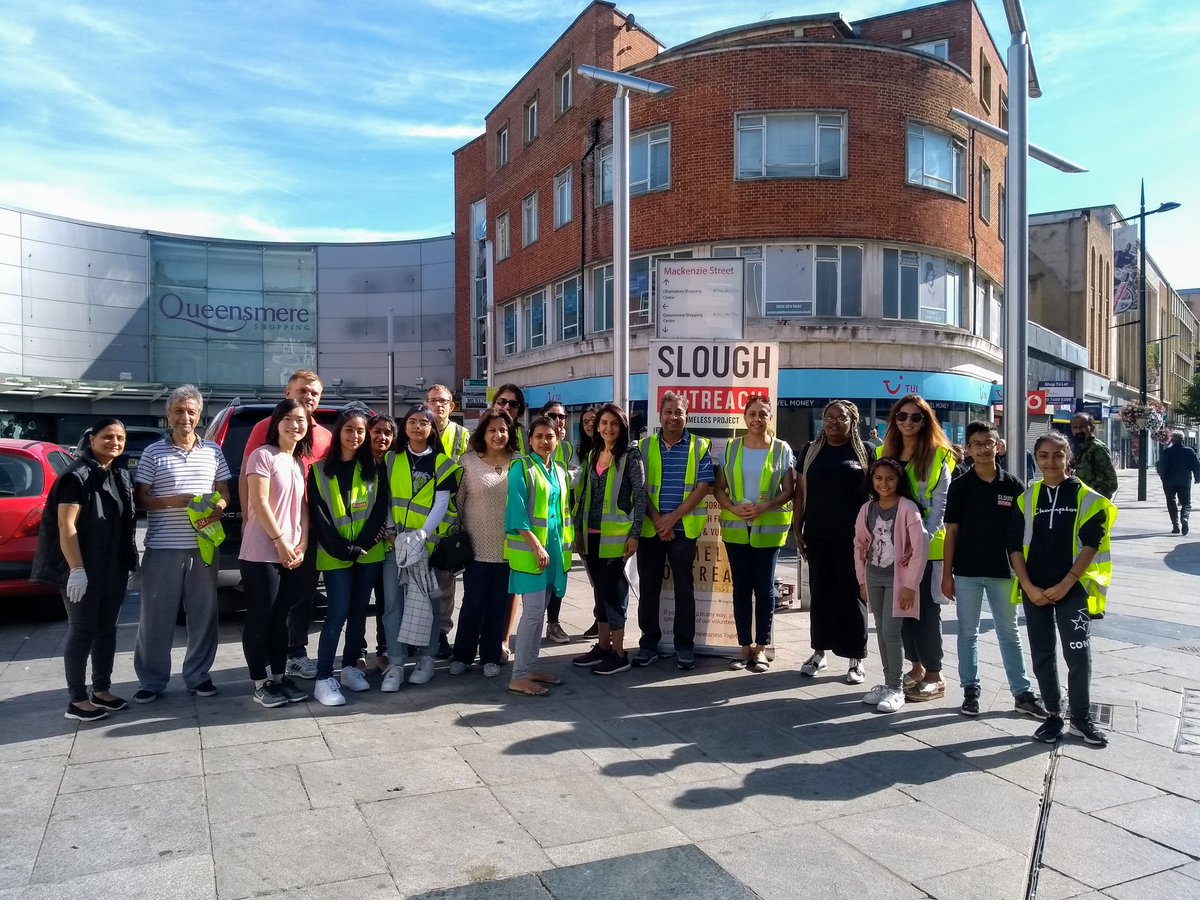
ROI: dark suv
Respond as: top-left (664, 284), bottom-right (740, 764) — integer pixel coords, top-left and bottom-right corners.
top-left (204, 402), bottom-right (343, 572)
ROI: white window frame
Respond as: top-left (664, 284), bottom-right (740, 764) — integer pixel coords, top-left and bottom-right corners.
top-left (596, 126), bottom-right (670, 204)
top-left (555, 65), bottom-right (572, 116)
top-left (524, 93), bottom-right (539, 144)
top-left (999, 184), bottom-right (1007, 242)
top-left (979, 160), bottom-right (992, 223)
top-left (979, 50), bottom-right (992, 110)
top-left (555, 276), bottom-right (580, 341)
top-left (713, 244), bottom-right (765, 318)
top-left (523, 289), bottom-right (546, 350)
top-left (591, 264), bottom-right (614, 333)
top-left (909, 39), bottom-right (949, 59)
top-left (906, 122), bottom-right (965, 197)
top-left (521, 192), bottom-right (538, 247)
top-left (735, 111), bottom-right (846, 180)
top-left (553, 168), bottom-right (572, 229)
top-left (495, 212), bottom-right (510, 261)
top-left (813, 245), bottom-right (863, 318)
top-left (496, 124), bottom-right (509, 167)
top-left (501, 301), bottom-right (517, 355)
top-left (883, 249), bottom-right (961, 326)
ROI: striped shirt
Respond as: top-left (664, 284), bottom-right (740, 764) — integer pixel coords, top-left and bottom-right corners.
top-left (656, 431), bottom-right (715, 530)
top-left (135, 438), bottom-right (232, 550)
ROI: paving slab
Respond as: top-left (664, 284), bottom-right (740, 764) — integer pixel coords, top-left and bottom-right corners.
top-left (201, 733), bottom-right (332, 775)
top-left (4, 852), bottom-right (215, 900)
top-left (1050, 757), bottom-right (1165, 813)
top-left (541, 824), bottom-right (692, 868)
top-left (0, 756), bottom-right (65, 888)
top-left (250, 873), bottom-right (402, 899)
top-left (1029, 866), bottom-right (1097, 900)
top-left (633, 775), bottom-right (770, 842)
top-left (67, 712), bottom-right (200, 763)
top-left (299, 745), bottom-right (481, 807)
top-left (409, 873), bottom-right (551, 900)
top-left (914, 855), bottom-right (1028, 900)
top-left (1092, 793), bottom-right (1200, 857)
top-left (902, 769), bottom-right (1041, 853)
top-left (204, 764), bottom-right (311, 824)
top-left (1105, 868), bottom-right (1200, 900)
top-left (541, 844), bottom-right (758, 899)
top-left (0, 702), bottom-right (76, 763)
top-left (319, 710), bottom-right (482, 758)
top-left (1039, 803), bottom-right (1190, 889)
top-left (59, 748), bottom-right (201, 793)
top-left (195, 701), bottom-right (323, 749)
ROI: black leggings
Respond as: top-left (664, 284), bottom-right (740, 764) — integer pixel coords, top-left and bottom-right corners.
top-left (63, 568), bottom-right (128, 702)
top-left (901, 561), bottom-right (943, 675)
top-left (240, 561), bottom-right (291, 681)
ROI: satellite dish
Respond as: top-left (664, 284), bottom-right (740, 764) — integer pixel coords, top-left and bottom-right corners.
top-left (625, 13), bottom-right (636, 30)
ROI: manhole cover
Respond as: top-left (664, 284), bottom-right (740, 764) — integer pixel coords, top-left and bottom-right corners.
top-left (1089, 702), bottom-right (1115, 729)
top-left (1177, 688), bottom-right (1200, 755)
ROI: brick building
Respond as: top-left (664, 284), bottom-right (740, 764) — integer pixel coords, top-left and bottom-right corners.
top-left (454, 0), bottom-right (1012, 446)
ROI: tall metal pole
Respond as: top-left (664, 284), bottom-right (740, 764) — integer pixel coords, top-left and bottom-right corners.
top-left (612, 86), bottom-right (631, 412)
top-left (1138, 180), bottom-right (1148, 501)
top-left (1003, 31), bottom-right (1030, 471)
top-left (386, 307), bottom-right (395, 418)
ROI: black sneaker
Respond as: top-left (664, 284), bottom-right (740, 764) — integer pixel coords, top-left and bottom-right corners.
top-left (1014, 692), bottom-right (1049, 720)
top-left (1033, 715), bottom-right (1065, 743)
top-left (65, 703), bottom-right (109, 722)
top-left (1171, 525), bottom-right (1181, 534)
top-left (676, 648), bottom-right (696, 670)
top-left (572, 644), bottom-right (608, 667)
top-left (1069, 718), bottom-right (1109, 747)
top-left (1184, 521), bottom-right (1191, 536)
top-left (436, 633), bottom-right (453, 660)
top-left (188, 680), bottom-right (218, 697)
top-left (132, 688), bottom-right (160, 704)
top-left (89, 693), bottom-right (128, 711)
top-left (594, 652), bottom-right (631, 675)
top-left (960, 686), bottom-right (981, 717)
top-left (277, 675), bottom-right (308, 703)
top-left (582, 620), bottom-right (599, 639)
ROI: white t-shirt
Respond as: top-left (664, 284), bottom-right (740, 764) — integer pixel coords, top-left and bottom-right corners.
top-left (136, 438), bottom-right (231, 550)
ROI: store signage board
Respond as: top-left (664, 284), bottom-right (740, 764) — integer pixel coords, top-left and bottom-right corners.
top-left (655, 258), bottom-right (745, 340)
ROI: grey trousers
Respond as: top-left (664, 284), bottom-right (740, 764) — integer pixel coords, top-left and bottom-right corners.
top-left (134, 548), bottom-right (219, 692)
top-left (866, 572), bottom-right (904, 690)
top-left (435, 567), bottom-right (457, 636)
top-left (512, 588), bottom-right (550, 681)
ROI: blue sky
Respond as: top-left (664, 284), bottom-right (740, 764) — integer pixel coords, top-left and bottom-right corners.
top-left (1, 1), bottom-right (1196, 287)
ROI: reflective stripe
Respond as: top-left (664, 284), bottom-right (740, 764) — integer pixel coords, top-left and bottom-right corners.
top-left (639, 433), bottom-right (709, 540)
top-left (580, 451), bottom-right (634, 558)
top-left (311, 463), bottom-right (385, 570)
top-left (719, 438), bottom-right (792, 548)
top-left (504, 455), bottom-right (574, 575)
top-left (387, 449), bottom-right (456, 553)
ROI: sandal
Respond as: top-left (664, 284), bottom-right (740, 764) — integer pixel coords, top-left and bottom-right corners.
top-left (529, 672), bottom-right (563, 686)
top-left (507, 683), bottom-right (550, 697)
top-left (905, 680), bottom-right (946, 702)
top-left (748, 649), bottom-right (770, 673)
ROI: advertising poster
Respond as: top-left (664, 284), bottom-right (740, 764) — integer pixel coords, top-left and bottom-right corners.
top-left (645, 340), bottom-right (779, 657)
top-left (1113, 225), bottom-right (1140, 317)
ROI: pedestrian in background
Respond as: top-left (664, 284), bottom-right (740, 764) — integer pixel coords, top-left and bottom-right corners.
top-left (1070, 412), bottom-right (1118, 499)
top-left (33, 418), bottom-right (139, 722)
top-left (1155, 431), bottom-right (1200, 534)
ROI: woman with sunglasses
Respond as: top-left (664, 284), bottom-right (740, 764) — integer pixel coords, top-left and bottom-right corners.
top-left (714, 396), bottom-right (795, 672)
top-left (541, 400), bottom-right (578, 644)
top-left (576, 405), bottom-right (603, 639)
top-left (492, 384), bottom-right (527, 454)
top-left (879, 395), bottom-right (955, 701)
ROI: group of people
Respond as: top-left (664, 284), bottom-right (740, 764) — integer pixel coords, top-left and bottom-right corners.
top-left (31, 371), bottom-right (1119, 748)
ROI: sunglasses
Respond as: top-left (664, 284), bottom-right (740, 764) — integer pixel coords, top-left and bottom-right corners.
top-left (894, 411), bottom-right (924, 424)
top-left (495, 397), bottom-right (519, 408)
top-left (546, 412), bottom-right (566, 421)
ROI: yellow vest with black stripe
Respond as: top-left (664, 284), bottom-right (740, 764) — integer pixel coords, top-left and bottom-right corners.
top-left (719, 437), bottom-right (793, 547)
top-left (311, 463), bottom-right (386, 570)
top-left (875, 444), bottom-right (954, 560)
top-left (639, 432), bottom-right (711, 540)
top-left (439, 421), bottom-right (470, 461)
top-left (386, 448), bottom-right (458, 552)
top-left (1011, 480), bottom-right (1117, 616)
top-left (504, 455), bottom-right (574, 575)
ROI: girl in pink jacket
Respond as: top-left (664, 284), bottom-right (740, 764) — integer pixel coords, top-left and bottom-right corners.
top-left (854, 457), bottom-right (929, 713)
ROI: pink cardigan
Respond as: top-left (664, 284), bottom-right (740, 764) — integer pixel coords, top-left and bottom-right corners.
top-left (853, 497), bottom-right (929, 619)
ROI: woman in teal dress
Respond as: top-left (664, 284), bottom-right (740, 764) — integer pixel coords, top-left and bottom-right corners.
top-left (505, 415), bottom-right (573, 696)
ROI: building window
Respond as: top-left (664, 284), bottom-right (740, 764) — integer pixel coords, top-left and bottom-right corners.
top-left (524, 93), bottom-right (539, 144)
top-left (883, 250), bottom-right (961, 326)
top-left (815, 245), bottom-right (863, 317)
top-left (555, 65), bottom-right (572, 117)
top-left (496, 125), bottom-right (509, 168)
top-left (524, 290), bottom-right (546, 349)
top-left (979, 51), bottom-right (992, 110)
top-left (999, 89), bottom-right (1009, 130)
top-left (736, 112), bottom-right (846, 179)
top-left (910, 39), bottom-right (949, 59)
top-left (502, 302), bottom-right (517, 355)
top-left (596, 127), bottom-right (670, 204)
top-left (496, 212), bottom-right (510, 260)
top-left (713, 245), bottom-right (764, 317)
top-left (471, 199), bottom-right (488, 378)
top-left (906, 123), bottom-right (965, 196)
top-left (979, 161), bottom-right (992, 223)
top-left (591, 264), bottom-right (614, 332)
top-left (522, 192), bottom-right (538, 247)
top-left (556, 276), bottom-right (580, 341)
top-left (553, 168), bottom-right (572, 229)
top-left (998, 184), bottom-right (1007, 241)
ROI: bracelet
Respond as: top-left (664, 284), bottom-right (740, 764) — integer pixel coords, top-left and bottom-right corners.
top-left (268, 533), bottom-right (282, 542)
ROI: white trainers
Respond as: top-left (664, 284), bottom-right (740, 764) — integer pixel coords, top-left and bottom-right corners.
top-left (877, 688), bottom-right (906, 713)
top-left (799, 652), bottom-right (827, 677)
top-left (449, 660), bottom-right (468, 676)
top-left (339, 666), bottom-right (370, 692)
top-left (286, 655), bottom-right (317, 680)
top-left (862, 684), bottom-right (889, 705)
top-left (380, 664), bottom-right (404, 692)
top-left (408, 656), bottom-right (436, 685)
top-left (845, 659), bottom-right (866, 685)
top-left (483, 663), bottom-right (501, 678)
top-left (314, 677), bottom-right (346, 707)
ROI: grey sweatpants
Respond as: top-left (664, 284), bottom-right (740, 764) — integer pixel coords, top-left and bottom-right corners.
top-left (435, 567), bottom-right (457, 636)
top-left (866, 571), bottom-right (904, 690)
top-left (134, 548), bottom-right (219, 692)
top-left (512, 588), bottom-right (550, 681)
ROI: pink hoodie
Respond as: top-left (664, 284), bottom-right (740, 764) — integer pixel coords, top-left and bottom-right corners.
top-left (853, 497), bottom-right (929, 619)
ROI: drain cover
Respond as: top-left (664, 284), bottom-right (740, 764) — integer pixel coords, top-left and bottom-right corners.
top-left (1177, 689), bottom-right (1200, 755)
top-left (1175, 645), bottom-right (1200, 656)
top-left (1089, 702), bottom-right (1115, 729)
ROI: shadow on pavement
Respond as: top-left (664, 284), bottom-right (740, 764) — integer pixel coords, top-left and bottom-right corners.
top-left (1163, 541), bottom-right (1200, 575)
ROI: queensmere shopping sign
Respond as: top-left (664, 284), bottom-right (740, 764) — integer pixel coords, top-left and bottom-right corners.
top-left (153, 291), bottom-right (315, 341)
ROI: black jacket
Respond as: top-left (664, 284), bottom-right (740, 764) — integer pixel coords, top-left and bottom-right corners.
top-left (31, 451), bottom-right (138, 587)
top-left (1157, 443), bottom-right (1200, 485)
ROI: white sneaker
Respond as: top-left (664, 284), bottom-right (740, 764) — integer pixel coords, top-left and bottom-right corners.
top-left (877, 689), bottom-right (906, 713)
top-left (339, 666), bottom-right (370, 692)
top-left (314, 677), bottom-right (346, 707)
top-left (862, 683), bottom-right (888, 705)
top-left (799, 652), bottom-right (827, 677)
top-left (380, 664), bottom-right (404, 692)
top-left (483, 663), bottom-right (501, 678)
top-left (449, 660), bottom-right (468, 676)
top-left (286, 655), bottom-right (317, 680)
top-left (408, 656), bottom-right (435, 685)
top-left (845, 659), bottom-right (866, 685)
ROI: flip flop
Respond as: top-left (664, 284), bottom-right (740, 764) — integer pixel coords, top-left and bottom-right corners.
top-left (508, 684), bottom-right (550, 697)
top-left (529, 672), bottom-right (563, 686)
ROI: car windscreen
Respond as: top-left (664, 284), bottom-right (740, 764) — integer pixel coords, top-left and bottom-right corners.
top-left (0, 453), bottom-right (44, 498)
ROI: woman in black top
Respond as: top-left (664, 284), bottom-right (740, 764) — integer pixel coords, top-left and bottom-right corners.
top-left (32, 418), bottom-right (139, 722)
top-left (793, 401), bottom-right (871, 683)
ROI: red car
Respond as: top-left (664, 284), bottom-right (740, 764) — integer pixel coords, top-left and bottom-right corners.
top-left (0, 439), bottom-right (76, 606)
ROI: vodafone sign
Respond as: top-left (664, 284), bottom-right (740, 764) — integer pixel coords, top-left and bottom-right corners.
top-left (1026, 390), bottom-right (1048, 415)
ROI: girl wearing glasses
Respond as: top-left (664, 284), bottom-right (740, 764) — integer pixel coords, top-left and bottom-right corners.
top-left (879, 395), bottom-right (955, 701)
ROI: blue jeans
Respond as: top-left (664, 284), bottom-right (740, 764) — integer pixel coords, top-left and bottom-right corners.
top-left (380, 551), bottom-right (438, 664)
top-left (724, 542), bottom-right (780, 647)
top-left (316, 561), bottom-right (382, 680)
top-left (955, 575), bottom-right (1031, 695)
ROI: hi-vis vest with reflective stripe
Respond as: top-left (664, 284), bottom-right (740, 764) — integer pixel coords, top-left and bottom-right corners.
top-left (639, 432), bottom-right (711, 540)
top-left (719, 438), bottom-right (793, 547)
top-left (310, 463), bottom-right (386, 571)
top-left (504, 455), bottom-right (574, 575)
top-left (386, 449), bottom-right (457, 551)
top-left (440, 421), bottom-right (470, 462)
top-left (580, 451), bottom-right (635, 557)
top-left (553, 439), bottom-right (576, 473)
top-left (1011, 480), bottom-right (1117, 617)
top-left (875, 444), bottom-right (954, 560)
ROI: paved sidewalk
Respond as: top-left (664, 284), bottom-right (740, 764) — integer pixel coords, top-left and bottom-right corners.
top-left (0, 468), bottom-right (1196, 899)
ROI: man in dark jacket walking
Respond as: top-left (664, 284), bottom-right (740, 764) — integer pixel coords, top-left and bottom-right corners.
top-left (1156, 432), bottom-right (1200, 534)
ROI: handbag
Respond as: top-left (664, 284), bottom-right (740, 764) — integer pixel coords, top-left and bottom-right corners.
top-left (430, 524), bottom-right (474, 572)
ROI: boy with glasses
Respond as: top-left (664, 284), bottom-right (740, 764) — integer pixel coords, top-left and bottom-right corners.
top-left (941, 421), bottom-right (1047, 719)
top-left (427, 384), bottom-right (470, 658)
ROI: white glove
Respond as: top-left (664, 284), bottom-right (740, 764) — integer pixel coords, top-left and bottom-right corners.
top-left (66, 568), bottom-right (88, 603)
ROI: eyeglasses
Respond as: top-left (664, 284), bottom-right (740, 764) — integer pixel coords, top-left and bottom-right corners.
top-left (427, 397), bottom-right (452, 406)
top-left (894, 412), bottom-right (924, 424)
top-left (546, 413), bottom-right (566, 421)
top-left (967, 440), bottom-right (997, 449)
top-left (406, 419), bottom-right (432, 429)
top-left (823, 415), bottom-right (850, 424)
top-left (495, 397), bottom-right (518, 408)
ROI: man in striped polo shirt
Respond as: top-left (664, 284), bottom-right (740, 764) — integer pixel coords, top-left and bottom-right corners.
top-left (133, 385), bottom-right (231, 702)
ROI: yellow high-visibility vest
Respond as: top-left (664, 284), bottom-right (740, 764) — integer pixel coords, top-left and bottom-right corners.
top-left (386, 449), bottom-right (458, 552)
top-left (719, 437), bottom-right (792, 548)
top-left (579, 450), bottom-right (635, 558)
top-left (639, 432), bottom-right (711, 540)
top-left (875, 444), bottom-right (954, 560)
top-left (310, 463), bottom-right (385, 570)
top-left (504, 455), bottom-right (574, 574)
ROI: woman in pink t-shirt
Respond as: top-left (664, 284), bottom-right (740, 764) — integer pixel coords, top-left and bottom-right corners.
top-left (238, 399), bottom-right (312, 709)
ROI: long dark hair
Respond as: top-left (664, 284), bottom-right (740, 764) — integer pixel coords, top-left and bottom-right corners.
top-left (396, 404), bottom-right (442, 453)
top-left (265, 399), bottom-right (313, 458)
top-left (470, 410), bottom-right (518, 453)
top-left (881, 394), bottom-right (952, 481)
top-left (322, 408), bottom-right (375, 474)
top-left (590, 403), bottom-right (630, 464)
top-left (493, 383), bottom-right (526, 419)
top-left (577, 404), bottom-right (600, 459)
top-left (868, 457), bottom-right (916, 502)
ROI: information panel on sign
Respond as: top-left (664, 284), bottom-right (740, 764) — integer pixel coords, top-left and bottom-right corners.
top-left (655, 258), bottom-right (745, 340)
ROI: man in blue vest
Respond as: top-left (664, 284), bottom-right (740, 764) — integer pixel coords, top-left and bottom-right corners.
top-left (633, 392), bottom-right (714, 670)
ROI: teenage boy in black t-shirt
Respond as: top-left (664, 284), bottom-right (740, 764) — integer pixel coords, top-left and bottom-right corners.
top-left (942, 422), bottom-right (1047, 719)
